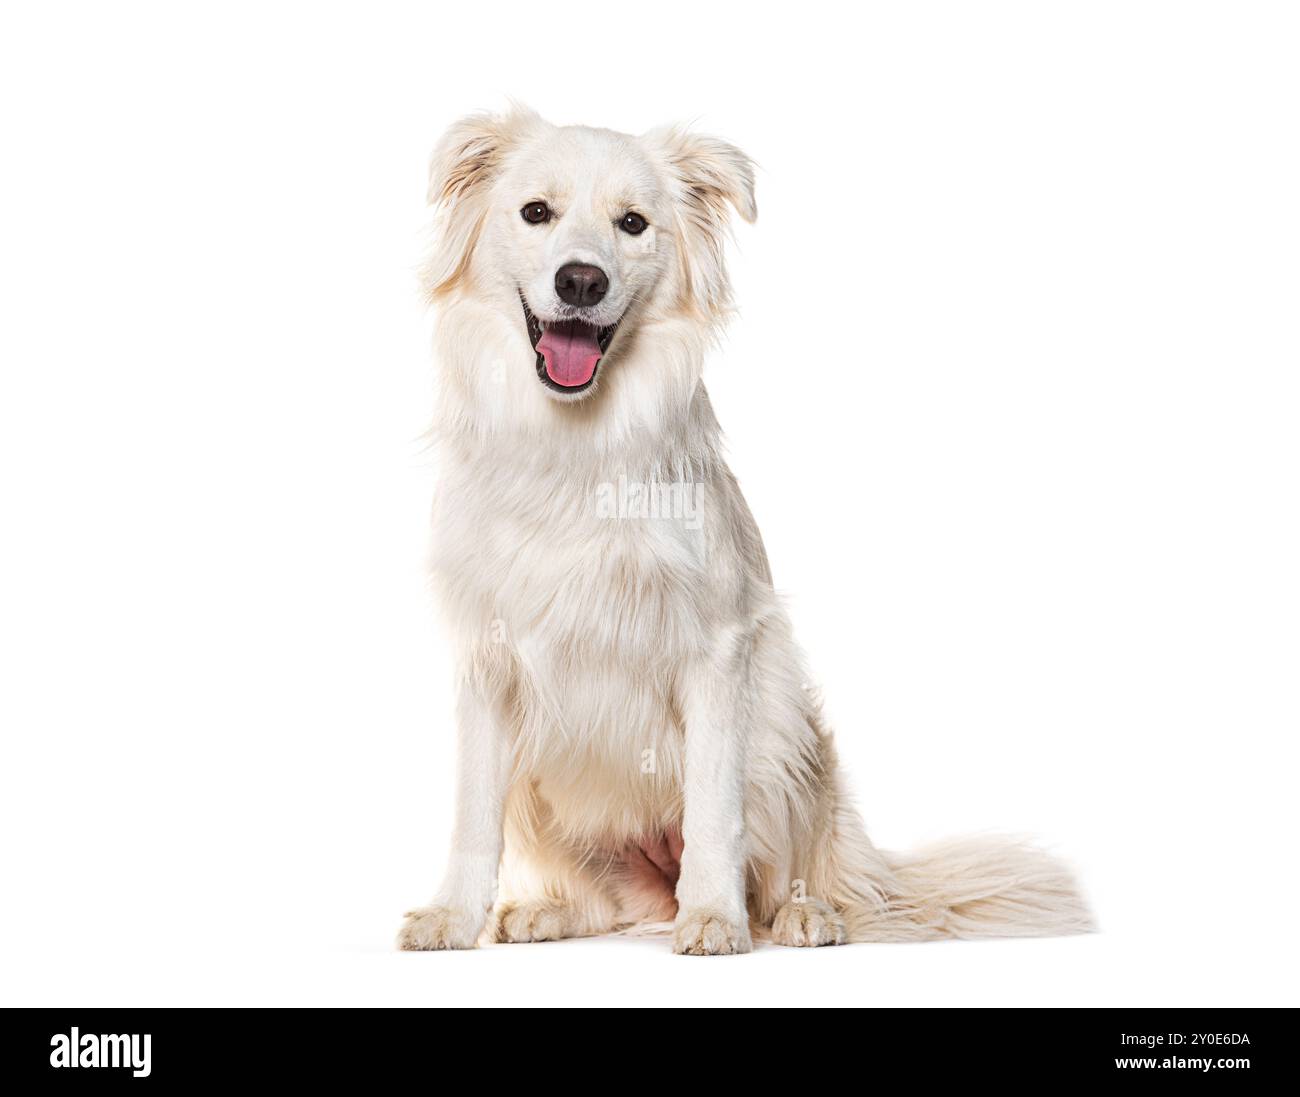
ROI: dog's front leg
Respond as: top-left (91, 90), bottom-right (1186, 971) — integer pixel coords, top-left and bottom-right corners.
top-left (673, 634), bottom-right (754, 955)
top-left (397, 676), bottom-right (512, 950)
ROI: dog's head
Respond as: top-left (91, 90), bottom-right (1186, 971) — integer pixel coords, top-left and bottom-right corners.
top-left (424, 107), bottom-right (755, 407)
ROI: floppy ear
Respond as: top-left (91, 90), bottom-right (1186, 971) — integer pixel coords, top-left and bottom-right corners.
top-left (424, 107), bottom-right (539, 298)
top-left (647, 126), bottom-right (757, 319)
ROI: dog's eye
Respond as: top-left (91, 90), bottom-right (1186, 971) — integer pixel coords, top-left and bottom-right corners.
top-left (520, 202), bottom-right (551, 224)
top-left (619, 211), bottom-right (648, 235)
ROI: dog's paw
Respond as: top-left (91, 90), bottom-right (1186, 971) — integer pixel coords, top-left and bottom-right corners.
top-left (396, 905), bottom-right (482, 951)
top-left (771, 898), bottom-right (846, 947)
top-left (493, 902), bottom-right (575, 943)
top-left (672, 908), bottom-right (753, 955)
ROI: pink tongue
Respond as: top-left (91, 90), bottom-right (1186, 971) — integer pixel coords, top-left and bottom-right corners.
top-left (537, 321), bottom-right (602, 387)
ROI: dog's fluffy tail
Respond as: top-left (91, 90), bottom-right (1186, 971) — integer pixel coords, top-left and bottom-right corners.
top-left (834, 833), bottom-right (1095, 943)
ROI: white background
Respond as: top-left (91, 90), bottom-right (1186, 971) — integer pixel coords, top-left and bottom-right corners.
top-left (2, 1), bottom-right (1297, 1008)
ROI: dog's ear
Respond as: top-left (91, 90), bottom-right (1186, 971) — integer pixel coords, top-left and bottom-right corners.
top-left (647, 126), bottom-right (757, 319)
top-left (424, 107), bottom-right (540, 298)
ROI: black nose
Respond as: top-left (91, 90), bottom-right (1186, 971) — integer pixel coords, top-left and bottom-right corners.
top-left (554, 263), bottom-right (608, 308)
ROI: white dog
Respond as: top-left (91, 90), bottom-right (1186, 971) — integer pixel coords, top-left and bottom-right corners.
top-left (398, 108), bottom-right (1092, 954)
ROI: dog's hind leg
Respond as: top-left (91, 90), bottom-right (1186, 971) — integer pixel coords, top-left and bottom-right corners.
top-left (490, 783), bottom-right (619, 943)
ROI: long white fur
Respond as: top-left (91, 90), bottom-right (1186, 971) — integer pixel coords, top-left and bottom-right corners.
top-left (398, 107), bottom-right (1093, 954)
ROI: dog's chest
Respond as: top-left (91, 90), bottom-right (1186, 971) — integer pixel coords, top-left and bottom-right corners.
top-left (434, 460), bottom-right (712, 676)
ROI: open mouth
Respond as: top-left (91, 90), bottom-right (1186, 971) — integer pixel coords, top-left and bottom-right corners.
top-left (521, 294), bottom-right (619, 394)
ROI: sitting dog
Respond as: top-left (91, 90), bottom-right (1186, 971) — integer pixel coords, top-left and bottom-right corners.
top-left (398, 107), bottom-right (1092, 954)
